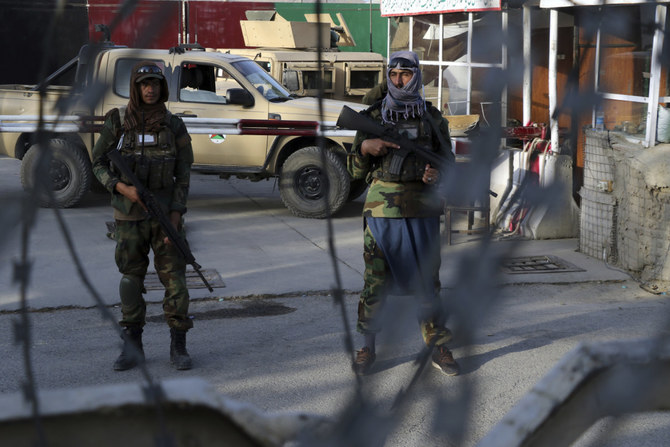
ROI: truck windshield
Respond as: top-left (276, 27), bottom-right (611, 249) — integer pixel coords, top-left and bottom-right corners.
top-left (232, 59), bottom-right (292, 102)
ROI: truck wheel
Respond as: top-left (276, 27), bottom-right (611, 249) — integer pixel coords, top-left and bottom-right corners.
top-left (20, 138), bottom-right (92, 208)
top-left (279, 146), bottom-right (350, 218)
top-left (347, 179), bottom-right (368, 202)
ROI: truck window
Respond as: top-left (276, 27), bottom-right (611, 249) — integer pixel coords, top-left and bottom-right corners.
top-left (214, 67), bottom-right (243, 100)
top-left (344, 63), bottom-right (384, 97)
top-left (350, 71), bottom-right (378, 89)
top-left (255, 61), bottom-right (271, 72)
top-left (283, 63), bottom-right (335, 95)
top-left (179, 63), bottom-right (226, 104)
top-left (114, 58), bottom-right (166, 98)
top-left (231, 59), bottom-right (292, 101)
top-left (302, 70), bottom-right (333, 90)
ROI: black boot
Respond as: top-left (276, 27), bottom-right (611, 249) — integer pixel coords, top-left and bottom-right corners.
top-left (170, 328), bottom-right (192, 370)
top-left (114, 326), bottom-right (144, 371)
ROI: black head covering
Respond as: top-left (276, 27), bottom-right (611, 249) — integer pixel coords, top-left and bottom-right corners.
top-left (124, 61), bottom-right (169, 132)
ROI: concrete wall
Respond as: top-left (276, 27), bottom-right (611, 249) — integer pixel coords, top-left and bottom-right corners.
top-left (580, 129), bottom-right (670, 292)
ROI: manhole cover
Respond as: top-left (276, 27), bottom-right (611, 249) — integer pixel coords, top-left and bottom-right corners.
top-left (501, 255), bottom-right (585, 274)
top-left (144, 269), bottom-right (225, 290)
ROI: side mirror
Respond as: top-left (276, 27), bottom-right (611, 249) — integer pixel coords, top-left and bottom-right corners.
top-left (282, 70), bottom-right (299, 92)
top-left (227, 88), bottom-right (254, 107)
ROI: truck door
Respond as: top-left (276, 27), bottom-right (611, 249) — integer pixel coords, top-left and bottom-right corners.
top-left (168, 61), bottom-right (269, 168)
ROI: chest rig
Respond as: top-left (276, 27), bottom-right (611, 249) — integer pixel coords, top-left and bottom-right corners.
top-left (115, 125), bottom-right (177, 190)
top-left (371, 117), bottom-right (436, 183)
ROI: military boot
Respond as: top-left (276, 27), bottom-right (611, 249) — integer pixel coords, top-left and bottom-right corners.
top-left (170, 328), bottom-right (192, 370)
top-left (113, 326), bottom-right (144, 371)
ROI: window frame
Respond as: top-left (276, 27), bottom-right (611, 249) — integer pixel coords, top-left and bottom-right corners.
top-left (389, 11), bottom-right (507, 122)
top-left (593, 4), bottom-right (667, 147)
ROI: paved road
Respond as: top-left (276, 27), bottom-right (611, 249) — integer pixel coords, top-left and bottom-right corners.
top-left (1, 155), bottom-right (669, 446)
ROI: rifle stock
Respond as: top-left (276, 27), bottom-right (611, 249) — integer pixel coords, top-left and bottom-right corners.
top-left (336, 105), bottom-right (390, 139)
top-left (107, 137), bottom-right (214, 293)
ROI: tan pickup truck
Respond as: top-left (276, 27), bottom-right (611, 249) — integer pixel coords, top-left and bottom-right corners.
top-left (0, 43), bottom-right (364, 218)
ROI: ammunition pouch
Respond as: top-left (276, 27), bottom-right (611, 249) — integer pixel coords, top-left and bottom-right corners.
top-left (112, 127), bottom-right (177, 190)
top-left (371, 142), bottom-right (434, 183)
top-left (148, 156), bottom-right (176, 189)
top-left (135, 157), bottom-right (150, 185)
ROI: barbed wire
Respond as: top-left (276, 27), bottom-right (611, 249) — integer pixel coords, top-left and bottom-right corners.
top-left (10, 0), bottom-right (177, 445)
top-left (7, 0), bottom-right (547, 444)
top-left (6, 1), bottom-right (670, 446)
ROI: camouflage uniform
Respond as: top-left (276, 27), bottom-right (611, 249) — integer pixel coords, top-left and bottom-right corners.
top-left (348, 103), bottom-right (454, 347)
top-left (92, 108), bottom-right (194, 331)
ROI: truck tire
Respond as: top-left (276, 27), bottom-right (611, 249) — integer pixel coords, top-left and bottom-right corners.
top-left (279, 146), bottom-right (350, 218)
top-left (20, 138), bottom-right (92, 208)
top-left (347, 179), bottom-right (368, 202)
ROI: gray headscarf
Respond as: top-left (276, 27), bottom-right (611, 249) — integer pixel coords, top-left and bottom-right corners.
top-left (381, 50), bottom-right (426, 124)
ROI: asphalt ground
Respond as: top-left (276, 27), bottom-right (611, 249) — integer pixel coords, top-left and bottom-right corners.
top-left (1, 154), bottom-right (669, 446)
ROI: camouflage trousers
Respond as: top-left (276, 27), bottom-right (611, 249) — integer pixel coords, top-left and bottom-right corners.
top-left (357, 222), bottom-right (452, 347)
top-left (114, 218), bottom-right (192, 331)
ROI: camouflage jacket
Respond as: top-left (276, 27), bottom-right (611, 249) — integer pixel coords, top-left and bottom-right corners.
top-left (91, 108), bottom-right (194, 220)
top-left (347, 103), bottom-right (452, 218)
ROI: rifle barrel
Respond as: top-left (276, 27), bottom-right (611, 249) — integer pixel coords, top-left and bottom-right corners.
top-left (107, 147), bottom-right (214, 293)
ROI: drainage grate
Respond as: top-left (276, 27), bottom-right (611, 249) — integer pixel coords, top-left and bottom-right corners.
top-left (501, 255), bottom-right (585, 274)
top-left (144, 269), bottom-right (225, 290)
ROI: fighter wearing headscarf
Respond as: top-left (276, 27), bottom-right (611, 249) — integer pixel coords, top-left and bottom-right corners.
top-left (92, 61), bottom-right (195, 372)
top-left (347, 50), bottom-right (459, 376)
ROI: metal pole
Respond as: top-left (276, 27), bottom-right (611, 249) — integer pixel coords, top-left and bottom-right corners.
top-left (369, 0), bottom-right (373, 52)
top-left (502, 8), bottom-right (508, 130)
top-left (523, 5), bottom-right (532, 125)
top-left (467, 13), bottom-right (473, 115)
top-left (593, 26), bottom-right (601, 127)
top-left (549, 9), bottom-right (559, 153)
top-left (438, 13), bottom-right (444, 113)
top-left (645, 5), bottom-right (666, 148)
top-left (387, 17), bottom-right (391, 59)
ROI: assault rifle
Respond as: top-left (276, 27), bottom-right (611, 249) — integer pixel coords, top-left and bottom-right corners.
top-left (336, 105), bottom-right (498, 200)
top-left (336, 105), bottom-right (452, 175)
top-left (107, 135), bottom-right (214, 293)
